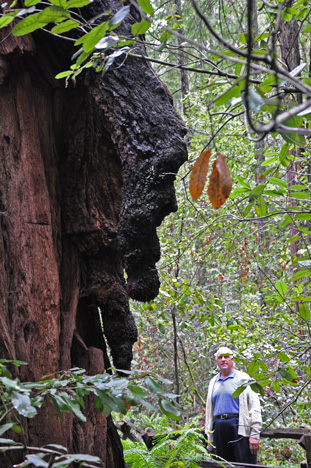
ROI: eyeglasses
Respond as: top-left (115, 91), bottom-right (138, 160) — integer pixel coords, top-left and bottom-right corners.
top-left (217, 355), bottom-right (232, 359)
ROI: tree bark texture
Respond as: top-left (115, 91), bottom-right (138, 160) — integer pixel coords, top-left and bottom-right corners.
top-left (0, 0), bottom-right (188, 465)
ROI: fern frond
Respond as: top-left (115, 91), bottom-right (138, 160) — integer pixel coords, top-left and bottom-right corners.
top-left (123, 448), bottom-right (152, 468)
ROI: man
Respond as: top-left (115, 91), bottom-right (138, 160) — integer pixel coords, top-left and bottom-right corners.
top-left (205, 347), bottom-right (262, 463)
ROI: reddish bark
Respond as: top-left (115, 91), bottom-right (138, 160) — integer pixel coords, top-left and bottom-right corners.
top-left (0, 0), bottom-right (187, 465)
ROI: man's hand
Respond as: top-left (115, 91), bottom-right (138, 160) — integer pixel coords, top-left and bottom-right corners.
top-left (207, 442), bottom-right (214, 453)
top-left (249, 437), bottom-right (260, 454)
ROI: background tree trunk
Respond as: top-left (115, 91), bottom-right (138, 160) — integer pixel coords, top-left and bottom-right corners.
top-left (0, 0), bottom-right (188, 465)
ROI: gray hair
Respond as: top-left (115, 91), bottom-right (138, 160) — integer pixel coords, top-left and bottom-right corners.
top-left (215, 347), bottom-right (234, 359)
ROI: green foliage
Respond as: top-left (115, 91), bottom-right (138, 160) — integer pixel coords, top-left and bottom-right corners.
top-left (258, 438), bottom-right (304, 468)
top-left (0, 360), bottom-right (182, 466)
top-left (0, 1), bottom-right (140, 81)
top-left (130, 11), bottom-right (311, 442)
top-left (123, 428), bottom-right (212, 468)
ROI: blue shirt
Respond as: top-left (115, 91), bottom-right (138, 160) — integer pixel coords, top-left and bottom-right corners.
top-left (212, 369), bottom-right (240, 416)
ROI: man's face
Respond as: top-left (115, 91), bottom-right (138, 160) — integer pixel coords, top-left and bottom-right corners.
top-left (217, 354), bottom-right (234, 376)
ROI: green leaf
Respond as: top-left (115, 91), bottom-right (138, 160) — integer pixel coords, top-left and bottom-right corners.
top-left (290, 192), bottom-right (311, 199)
top-left (257, 379), bottom-right (271, 387)
top-left (64, 454), bottom-right (102, 463)
top-left (296, 7), bottom-right (308, 20)
top-left (25, 454), bottom-right (48, 467)
top-left (254, 32), bottom-right (270, 42)
top-left (278, 142), bottom-right (289, 161)
top-left (0, 15), bottom-right (15, 28)
top-left (287, 235), bottom-right (300, 243)
top-left (249, 184), bottom-right (264, 200)
top-left (281, 9), bottom-right (293, 22)
top-left (127, 384), bottom-right (147, 399)
top-left (259, 360), bottom-right (268, 372)
top-left (232, 384), bottom-right (247, 398)
top-left (131, 18), bottom-right (151, 35)
top-left (64, 0), bottom-right (91, 7)
top-left (295, 213), bottom-right (311, 221)
top-left (75, 21), bottom-right (108, 53)
top-left (55, 70), bottom-right (73, 79)
top-left (236, 176), bottom-right (250, 188)
top-left (37, 6), bottom-right (70, 23)
top-left (268, 177), bottom-right (287, 188)
top-left (260, 168), bottom-right (275, 178)
top-left (299, 303), bottom-right (310, 321)
top-left (0, 423), bottom-right (13, 436)
top-left (140, 399), bottom-right (158, 412)
top-left (250, 382), bottom-right (264, 396)
top-left (243, 204), bottom-right (252, 217)
top-left (159, 399), bottom-right (182, 420)
top-left (11, 391), bottom-right (37, 417)
top-left (95, 390), bottom-right (117, 415)
top-left (0, 438), bottom-right (16, 444)
top-left (272, 381), bottom-right (280, 392)
top-left (247, 360), bottom-right (259, 376)
top-left (291, 269), bottom-right (310, 281)
top-left (214, 83), bottom-right (241, 106)
top-left (137, 0), bottom-right (153, 15)
top-left (261, 156), bottom-right (278, 166)
top-left (144, 376), bottom-right (163, 396)
top-left (255, 197), bottom-right (267, 217)
top-left (280, 155), bottom-right (290, 167)
top-left (230, 187), bottom-right (250, 198)
top-left (281, 115), bottom-right (305, 146)
top-left (265, 189), bottom-right (286, 196)
top-left (259, 75), bottom-right (282, 90)
top-left (24, 0), bottom-right (41, 6)
top-left (238, 33), bottom-right (247, 43)
top-left (62, 395), bottom-right (86, 421)
top-left (76, 49), bottom-right (92, 66)
top-left (0, 377), bottom-right (20, 389)
top-left (279, 214), bottom-right (293, 229)
top-left (278, 368), bottom-right (297, 384)
top-left (12, 13), bottom-right (47, 35)
top-left (48, 0), bottom-right (67, 6)
top-left (158, 322), bottom-right (165, 334)
top-left (51, 19), bottom-right (79, 33)
top-left (111, 392), bottom-right (127, 414)
top-left (12, 5), bottom-right (70, 36)
top-left (291, 184), bottom-right (308, 190)
top-left (275, 281), bottom-right (287, 296)
top-left (278, 352), bottom-right (289, 362)
top-left (50, 394), bottom-right (70, 413)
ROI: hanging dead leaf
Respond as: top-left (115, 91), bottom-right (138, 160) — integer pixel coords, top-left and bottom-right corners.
top-left (208, 153), bottom-right (232, 209)
top-left (189, 149), bottom-right (211, 200)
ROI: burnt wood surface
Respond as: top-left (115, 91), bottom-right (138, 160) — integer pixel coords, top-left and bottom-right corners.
top-left (0, 1), bottom-right (187, 466)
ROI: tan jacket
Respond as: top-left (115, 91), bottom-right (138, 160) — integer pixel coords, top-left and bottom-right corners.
top-left (205, 370), bottom-right (262, 444)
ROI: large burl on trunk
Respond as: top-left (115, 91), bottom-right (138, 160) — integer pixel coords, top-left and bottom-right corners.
top-left (0, 0), bottom-right (187, 465)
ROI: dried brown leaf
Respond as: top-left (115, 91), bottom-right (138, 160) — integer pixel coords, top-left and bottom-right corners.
top-left (208, 153), bottom-right (232, 209)
top-left (189, 150), bottom-right (211, 200)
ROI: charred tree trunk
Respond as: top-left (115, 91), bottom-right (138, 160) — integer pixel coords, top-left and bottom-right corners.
top-left (0, 0), bottom-right (188, 465)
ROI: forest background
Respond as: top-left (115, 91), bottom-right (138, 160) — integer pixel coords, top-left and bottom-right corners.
top-left (1, 0), bottom-right (311, 466)
top-left (127, 0), bottom-right (311, 465)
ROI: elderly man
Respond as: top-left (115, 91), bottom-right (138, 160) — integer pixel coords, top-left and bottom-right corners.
top-left (205, 347), bottom-right (262, 463)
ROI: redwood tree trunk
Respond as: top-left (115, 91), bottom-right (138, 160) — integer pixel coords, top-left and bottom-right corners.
top-left (0, 0), bottom-right (187, 465)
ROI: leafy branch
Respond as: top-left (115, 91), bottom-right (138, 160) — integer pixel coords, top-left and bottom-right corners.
top-left (0, 360), bottom-right (183, 467)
